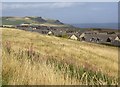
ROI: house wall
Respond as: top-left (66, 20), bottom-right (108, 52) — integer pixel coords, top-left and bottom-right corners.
top-left (70, 35), bottom-right (78, 40)
top-left (115, 37), bottom-right (120, 41)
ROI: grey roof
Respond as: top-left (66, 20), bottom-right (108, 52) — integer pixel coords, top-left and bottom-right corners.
top-left (34, 29), bottom-right (49, 34)
top-left (68, 33), bottom-right (83, 40)
top-left (117, 34), bottom-right (120, 38)
top-left (52, 30), bottom-right (66, 36)
top-left (80, 33), bottom-right (117, 43)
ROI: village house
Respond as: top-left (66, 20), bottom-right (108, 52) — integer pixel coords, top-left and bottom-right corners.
top-left (52, 30), bottom-right (66, 37)
top-left (115, 35), bottom-right (120, 42)
top-left (35, 26), bottom-right (49, 30)
top-left (2, 25), bottom-right (16, 28)
top-left (20, 22), bottom-right (31, 26)
top-left (47, 31), bottom-right (54, 35)
top-left (79, 32), bottom-right (120, 46)
top-left (15, 24), bottom-right (120, 47)
top-left (79, 33), bottom-right (85, 41)
top-left (111, 34), bottom-right (120, 46)
top-left (16, 25), bottom-right (30, 30)
top-left (66, 30), bottom-right (75, 33)
top-left (33, 29), bottom-right (48, 34)
top-left (69, 34), bottom-right (80, 40)
top-left (84, 31), bottom-right (98, 34)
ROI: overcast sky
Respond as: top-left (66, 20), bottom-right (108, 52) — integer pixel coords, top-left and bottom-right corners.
top-left (2, 2), bottom-right (118, 24)
top-left (1, 0), bottom-right (120, 2)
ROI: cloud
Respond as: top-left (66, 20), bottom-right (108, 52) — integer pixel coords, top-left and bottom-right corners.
top-left (2, 0), bottom-right (120, 2)
top-left (50, 2), bottom-right (76, 8)
top-left (2, 2), bottom-right (80, 10)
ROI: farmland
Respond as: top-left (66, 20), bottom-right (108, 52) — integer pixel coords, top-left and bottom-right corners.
top-left (1, 17), bottom-right (71, 27)
top-left (1, 28), bottom-right (118, 85)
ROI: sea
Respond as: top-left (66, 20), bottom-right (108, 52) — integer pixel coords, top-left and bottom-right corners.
top-left (71, 23), bottom-right (119, 30)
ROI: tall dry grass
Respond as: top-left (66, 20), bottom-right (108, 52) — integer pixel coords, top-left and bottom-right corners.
top-left (1, 28), bottom-right (118, 85)
top-left (2, 41), bottom-right (82, 85)
top-left (0, 28), bottom-right (2, 86)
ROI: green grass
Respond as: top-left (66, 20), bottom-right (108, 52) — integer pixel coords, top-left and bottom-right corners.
top-left (1, 28), bottom-right (118, 85)
top-left (1, 17), bottom-right (71, 27)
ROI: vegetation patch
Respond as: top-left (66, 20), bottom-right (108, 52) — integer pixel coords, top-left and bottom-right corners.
top-left (1, 28), bottom-right (118, 85)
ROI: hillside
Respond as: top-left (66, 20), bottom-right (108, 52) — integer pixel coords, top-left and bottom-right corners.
top-left (1, 28), bottom-right (118, 85)
top-left (1, 16), bottom-right (72, 27)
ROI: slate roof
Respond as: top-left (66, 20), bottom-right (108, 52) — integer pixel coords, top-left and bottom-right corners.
top-left (80, 33), bottom-right (117, 43)
top-left (52, 30), bottom-right (66, 36)
top-left (68, 32), bottom-right (82, 39)
top-left (117, 34), bottom-right (120, 38)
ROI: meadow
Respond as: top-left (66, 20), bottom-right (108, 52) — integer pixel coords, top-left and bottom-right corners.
top-left (1, 28), bottom-right (118, 85)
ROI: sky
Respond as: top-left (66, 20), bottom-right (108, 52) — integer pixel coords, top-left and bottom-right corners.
top-left (1, 0), bottom-right (120, 2)
top-left (2, 2), bottom-right (118, 24)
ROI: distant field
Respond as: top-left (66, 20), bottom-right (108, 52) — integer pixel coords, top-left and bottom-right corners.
top-left (1, 17), bottom-right (71, 27)
top-left (1, 28), bottom-right (118, 85)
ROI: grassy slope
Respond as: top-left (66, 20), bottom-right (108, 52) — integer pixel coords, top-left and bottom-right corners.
top-left (2, 17), bottom-right (27, 25)
top-left (1, 17), bottom-right (71, 27)
top-left (1, 28), bottom-right (118, 85)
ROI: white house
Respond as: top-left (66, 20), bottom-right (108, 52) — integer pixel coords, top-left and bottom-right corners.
top-left (69, 34), bottom-right (79, 40)
top-left (115, 36), bottom-right (120, 41)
